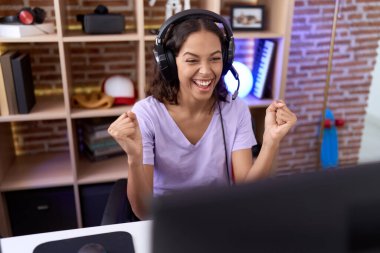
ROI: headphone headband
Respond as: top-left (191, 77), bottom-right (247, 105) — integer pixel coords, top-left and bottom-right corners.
top-left (156, 9), bottom-right (233, 44)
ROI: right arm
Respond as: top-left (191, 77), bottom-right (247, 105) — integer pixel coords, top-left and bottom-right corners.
top-left (108, 111), bottom-right (153, 219)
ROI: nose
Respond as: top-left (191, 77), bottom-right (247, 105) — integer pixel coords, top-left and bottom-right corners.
top-left (198, 60), bottom-right (212, 74)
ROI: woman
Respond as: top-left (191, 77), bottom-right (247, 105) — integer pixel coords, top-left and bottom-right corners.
top-left (108, 10), bottom-right (297, 219)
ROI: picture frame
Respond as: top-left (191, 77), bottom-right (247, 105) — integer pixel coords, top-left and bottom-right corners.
top-left (230, 5), bottom-right (265, 31)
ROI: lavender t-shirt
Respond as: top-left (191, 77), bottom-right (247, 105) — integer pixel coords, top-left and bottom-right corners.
top-left (132, 95), bottom-right (256, 196)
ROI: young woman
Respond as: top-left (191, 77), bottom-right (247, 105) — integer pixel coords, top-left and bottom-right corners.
top-left (108, 10), bottom-right (297, 219)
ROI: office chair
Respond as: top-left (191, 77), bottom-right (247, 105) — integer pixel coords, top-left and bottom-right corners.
top-left (100, 178), bottom-right (140, 225)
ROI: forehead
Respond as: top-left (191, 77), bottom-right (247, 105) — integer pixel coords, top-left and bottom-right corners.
top-left (179, 30), bottom-right (222, 54)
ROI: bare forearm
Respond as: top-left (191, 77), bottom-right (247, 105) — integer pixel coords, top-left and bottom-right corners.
top-left (245, 141), bottom-right (279, 182)
top-left (127, 157), bottom-right (152, 219)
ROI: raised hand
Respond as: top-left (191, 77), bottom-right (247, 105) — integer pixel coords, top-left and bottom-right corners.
top-left (263, 100), bottom-right (297, 146)
top-left (108, 111), bottom-right (142, 159)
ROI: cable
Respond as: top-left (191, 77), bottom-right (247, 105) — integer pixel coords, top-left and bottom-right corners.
top-left (218, 101), bottom-right (231, 185)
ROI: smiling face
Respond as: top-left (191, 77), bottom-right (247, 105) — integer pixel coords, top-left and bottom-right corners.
top-left (175, 29), bottom-right (223, 104)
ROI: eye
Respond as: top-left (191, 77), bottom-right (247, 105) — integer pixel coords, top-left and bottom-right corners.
top-left (210, 57), bottom-right (222, 62)
top-left (185, 59), bottom-right (198, 64)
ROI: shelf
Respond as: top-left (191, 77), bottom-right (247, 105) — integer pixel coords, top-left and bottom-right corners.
top-left (242, 95), bottom-right (273, 108)
top-left (77, 156), bottom-right (128, 185)
top-left (0, 152), bottom-right (73, 191)
top-left (70, 105), bottom-right (132, 119)
top-left (0, 34), bottom-right (59, 43)
top-left (0, 96), bottom-right (66, 123)
top-left (62, 32), bottom-right (140, 42)
top-left (233, 31), bottom-right (284, 39)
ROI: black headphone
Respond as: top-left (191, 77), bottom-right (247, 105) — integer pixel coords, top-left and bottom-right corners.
top-left (0, 7), bottom-right (46, 25)
top-left (153, 9), bottom-right (240, 100)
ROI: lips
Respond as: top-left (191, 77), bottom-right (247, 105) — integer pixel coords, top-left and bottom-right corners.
top-left (193, 79), bottom-right (213, 90)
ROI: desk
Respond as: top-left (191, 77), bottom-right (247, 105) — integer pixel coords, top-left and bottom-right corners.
top-left (0, 220), bottom-right (152, 253)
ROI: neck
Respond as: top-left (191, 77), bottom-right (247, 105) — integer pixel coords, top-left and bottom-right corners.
top-left (177, 93), bottom-right (215, 115)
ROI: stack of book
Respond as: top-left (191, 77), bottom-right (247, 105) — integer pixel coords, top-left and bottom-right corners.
top-left (0, 50), bottom-right (36, 115)
top-left (78, 118), bottom-right (124, 162)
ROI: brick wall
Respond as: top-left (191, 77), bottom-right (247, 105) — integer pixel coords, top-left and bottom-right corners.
top-left (4, 0), bottom-right (380, 168)
top-left (275, 0), bottom-right (380, 175)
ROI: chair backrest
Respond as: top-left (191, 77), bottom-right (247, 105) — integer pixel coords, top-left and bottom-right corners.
top-left (101, 178), bottom-right (139, 225)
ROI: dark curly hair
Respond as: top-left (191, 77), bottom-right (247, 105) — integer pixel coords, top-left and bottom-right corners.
top-left (146, 17), bottom-right (229, 105)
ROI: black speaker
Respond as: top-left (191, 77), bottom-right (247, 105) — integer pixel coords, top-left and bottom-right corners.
top-left (77, 5), bottom-right (125, 34)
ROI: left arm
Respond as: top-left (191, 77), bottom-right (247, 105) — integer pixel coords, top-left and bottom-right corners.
top-left (233, 100), bottom-right (297, 183)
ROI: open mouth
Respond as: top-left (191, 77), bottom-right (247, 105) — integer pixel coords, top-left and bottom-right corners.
top-left (192, 79), bottom-right (213, 90)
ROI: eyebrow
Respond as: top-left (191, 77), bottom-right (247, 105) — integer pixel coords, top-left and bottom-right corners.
top-left (182, 50), bottom-right (222, 57)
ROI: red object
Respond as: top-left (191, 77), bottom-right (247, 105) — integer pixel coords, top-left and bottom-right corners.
top-left (335, 118), bottom-right (345, 127)
top-left (18, 10), bottom-right (34, 25)
top-left (324, 119), bottom-right (332, 129)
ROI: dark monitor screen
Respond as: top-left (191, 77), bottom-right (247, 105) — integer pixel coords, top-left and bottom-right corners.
top-left (152, 162), bottom-right (380, 253)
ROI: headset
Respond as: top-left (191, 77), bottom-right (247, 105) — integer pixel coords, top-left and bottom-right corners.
top-left (153, 9), bottom-right (240, 100)
top-left (0, 7), bottom-right (46, 25)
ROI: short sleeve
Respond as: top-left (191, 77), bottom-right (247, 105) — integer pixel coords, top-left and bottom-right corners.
top-left (232, 103), bottom-right (257, 151)
top-left (132, 102), bottom-right (155, 165)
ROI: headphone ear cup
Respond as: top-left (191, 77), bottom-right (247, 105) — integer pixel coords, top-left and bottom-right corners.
top-left (33, 7), bottom-right (47, 24)
top-left (153, 44), bottom-right (178, 83)
top-left (222, 38), bottom-right (235, 75)
top-left (17, 7), bottom-right (35, 25)
top-left (164, 49), bottom-right (178, 83)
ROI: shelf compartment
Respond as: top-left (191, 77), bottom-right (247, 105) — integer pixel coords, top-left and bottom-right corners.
top-left (0, 0), bottom-right (57, 43)
top-left (60, 0), bottom-right (138, 37)
top-left (0, 96), bottom-right (66, 122)
top-left (65, 41), bottom-right (139, 113)
top-left (77, 156), bottom-right (128, 185)
top-left (0, 152), bottom-right (74, 191)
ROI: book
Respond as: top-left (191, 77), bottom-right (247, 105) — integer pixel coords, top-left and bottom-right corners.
top-left (0, 62), bottom-right (9, 115)
top-left (0, 23), bottom-right (55, 38)
top-left (82, 144), bottom-right (124, 162)
top-left (252, 39), bottom-right (276, 99)
top-left (11, 53), bottom-right (36, 114)
top-left (0, 51), bottom-right (19, 114)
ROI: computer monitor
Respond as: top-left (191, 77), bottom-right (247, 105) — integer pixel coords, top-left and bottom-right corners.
top-left (152, 162), bottom-right (380, 253)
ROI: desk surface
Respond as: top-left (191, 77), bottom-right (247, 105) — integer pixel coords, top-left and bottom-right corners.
top-left (0, 220), bottom-right (152, 253)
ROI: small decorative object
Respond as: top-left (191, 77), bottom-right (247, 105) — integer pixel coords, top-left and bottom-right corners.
top-left (149, 0), bottom-right (191, 20)
top-left (230, 5), bottom-right (265, 31)
top-left (224, 61), bottom-right (253, 98)
top-left (72, 92), bottom-right (114, 109)
top-left (102, 75), bottom-right (135, 105)
top-left (252, 39), bottom-right (275, 98)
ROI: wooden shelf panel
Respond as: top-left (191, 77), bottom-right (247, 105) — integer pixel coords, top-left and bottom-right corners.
top-left (0, 34), bottom-right (59, 43)
top-left (0, 96), bottom-right (66, 123)
top-left (234, 31), bottom-right (284, 39)
top-left (0, 152), bottom-right (74, 192)
top-left (70, 105), bottom-right (132, 119)
top-left (77, 155), bottom-right (128, 185)
top-left (242, 95), bottom-right (273, 108)
top-left (62, 32), bottom-right (140, 42)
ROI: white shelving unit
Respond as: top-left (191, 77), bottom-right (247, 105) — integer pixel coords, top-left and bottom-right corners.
top-left (0, 0), bottom-right (294, 236)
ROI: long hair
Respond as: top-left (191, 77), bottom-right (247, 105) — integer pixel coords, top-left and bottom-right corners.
top-left (146, 18), bottom-right (229, 105)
